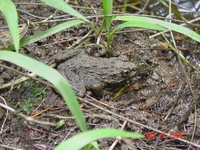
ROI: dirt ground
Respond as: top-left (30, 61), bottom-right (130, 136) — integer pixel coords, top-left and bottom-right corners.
top-left (0, 0), bottom-right (200, 150)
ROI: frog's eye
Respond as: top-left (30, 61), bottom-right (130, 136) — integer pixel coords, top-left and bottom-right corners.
top-left (122, 68), bottom-right (130, 76)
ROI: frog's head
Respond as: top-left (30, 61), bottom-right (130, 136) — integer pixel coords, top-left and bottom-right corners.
top-left (120, 66), bottom-right (138, 77)
top-left (100, 61), bottom-right (138, 84)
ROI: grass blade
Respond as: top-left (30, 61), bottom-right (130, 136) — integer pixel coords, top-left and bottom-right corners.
top-left (41, 0), bottom-right (89, 22)
top-left (109, 21), bottom-right (167, 40)
top-left (0, 51), bottom-right (87, 132)
top-left (113, 16), bottom-right (200, 42)
top-left (102, 0), bottom-right (113, 33)
top-left (5, 19), bottom-right (84, 50)
top-left (0, 0), bottom-right (19, 52)
top-left (54, 128), bottom-right (144, 150)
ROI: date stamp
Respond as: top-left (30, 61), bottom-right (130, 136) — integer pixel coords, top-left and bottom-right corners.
top-left (145, 132), bottom-right (182, 139)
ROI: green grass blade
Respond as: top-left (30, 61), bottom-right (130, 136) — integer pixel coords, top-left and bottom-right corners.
top-left (54, 128), bottom-right (144, 150)
top-left (113, 16), bottom-right (200, 42)
top-left (103, 0), bottom-right (113, 33)
top-left (109, 21), bottom-right (167, 39)
top-left (103, 0), bottom-right (113, 15)
top-left (41, 0), bottom-right (89, 22)
top-left (0, 0), bottom-right (19, 52)
top-left (0, 51), bottom-right (87, 132)
top-left (5, 19), bottom-right (84, 50)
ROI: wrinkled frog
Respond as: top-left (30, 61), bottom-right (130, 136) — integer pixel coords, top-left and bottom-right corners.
top-left (55, 49), bottom-right (138, 97)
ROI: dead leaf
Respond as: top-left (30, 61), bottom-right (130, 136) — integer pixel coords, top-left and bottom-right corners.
top-left (0, 23), bottom-right (28, 49)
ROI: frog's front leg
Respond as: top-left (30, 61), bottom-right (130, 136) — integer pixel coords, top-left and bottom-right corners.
top-left (90, 82), bottom-right (108, 97)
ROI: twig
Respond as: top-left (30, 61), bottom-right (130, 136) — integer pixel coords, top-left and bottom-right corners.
top-left (0, 103), bottom-right (57, 127)
top-left (67, 30), bottom-right (93, 49)
top-left (17, 9), bottom-right (46, 19)
top-left (0, 96), bottom-right (8, 134)
top-left (109, 121), bottom-right (127, 150)
top-left (0, 144), bottom-right (23, 150)
top-left (79, 97), bottom-right (200, 148)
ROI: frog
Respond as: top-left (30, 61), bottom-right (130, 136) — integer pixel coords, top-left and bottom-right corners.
top-left (55, 49), bottom-right (138, 97)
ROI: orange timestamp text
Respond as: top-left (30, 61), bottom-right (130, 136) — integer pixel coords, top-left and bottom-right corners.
top-left (145, 132), bottom-right (182, 139)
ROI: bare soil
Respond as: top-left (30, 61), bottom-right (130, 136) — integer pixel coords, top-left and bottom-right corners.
top-left (0, 0), bottom-right (200, 149)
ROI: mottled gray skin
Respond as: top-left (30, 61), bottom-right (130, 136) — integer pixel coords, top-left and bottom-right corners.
top-left (56, 49), bottom-right (137, 97)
